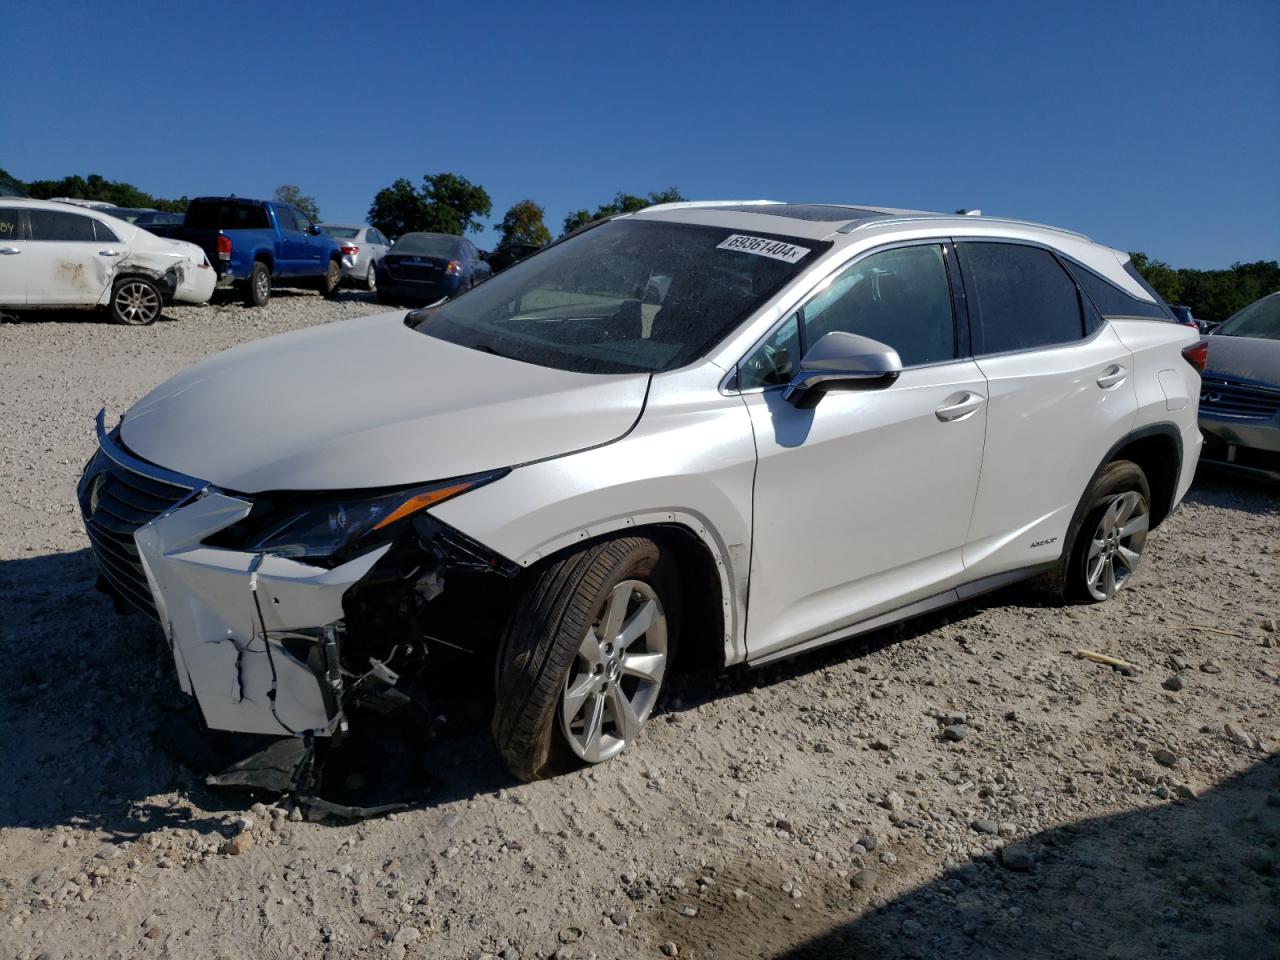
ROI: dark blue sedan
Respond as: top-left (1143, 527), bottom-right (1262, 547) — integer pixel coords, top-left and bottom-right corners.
top-left (375, 232), bottom-right (492, 305)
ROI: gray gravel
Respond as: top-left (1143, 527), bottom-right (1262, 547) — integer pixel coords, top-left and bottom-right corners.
top-left (1, 292), bottom-right (1278, 959)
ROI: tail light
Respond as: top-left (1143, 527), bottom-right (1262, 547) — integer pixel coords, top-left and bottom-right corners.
top-left (216, 235), bottom-right (232, 261)
top-left (340, 243), bottom-right (359, 257)
top-left (1182, 340), bottom-right (1208, 373)
top-left (446, 259), bottom-right (463, 276)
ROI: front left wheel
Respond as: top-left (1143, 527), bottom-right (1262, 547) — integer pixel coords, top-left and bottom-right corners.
top-left (492, 536), bottom-right (678, 781)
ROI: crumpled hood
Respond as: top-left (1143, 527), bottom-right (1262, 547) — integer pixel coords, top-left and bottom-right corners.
top-left (120, 312), bottom-right (650, 493)
top-left (1203, 333), bottom-right (1280, 385)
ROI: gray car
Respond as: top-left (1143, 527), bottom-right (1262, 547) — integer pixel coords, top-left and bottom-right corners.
top-left (1197, 291), bottom-right (1280, 480)
top-left (318, 223), bottom-right (391, 290)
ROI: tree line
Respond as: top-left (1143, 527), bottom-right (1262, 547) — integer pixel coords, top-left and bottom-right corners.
top-left (1127, 253), bottom-right (1279, 323)
top-left (5, 167), bottom-right (1273, 317)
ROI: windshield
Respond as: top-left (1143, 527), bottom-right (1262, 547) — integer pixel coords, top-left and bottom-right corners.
top-left (409, 218), bottom-right (828, 374)
top-left (392, 234), bottom-right (460, 257)
top-left (320, 225), bottom-right (359, 239)
top-left (1214, 293), bottom-right (1280, 340)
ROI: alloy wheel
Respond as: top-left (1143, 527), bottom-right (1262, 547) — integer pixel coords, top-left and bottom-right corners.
top-left (1084, 490), bottom-right (1149, 601)
top-left (115, 281), bottom-right (160, 324)
top-left (559, 579), bottom-right (667, 763)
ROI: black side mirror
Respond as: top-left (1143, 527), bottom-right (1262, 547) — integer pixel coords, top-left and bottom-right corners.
top-left (782, 331), bottom-right (902, 409)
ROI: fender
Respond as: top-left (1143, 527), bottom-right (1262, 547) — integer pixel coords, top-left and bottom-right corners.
top-left (514, 511), bottom-right (744, 667)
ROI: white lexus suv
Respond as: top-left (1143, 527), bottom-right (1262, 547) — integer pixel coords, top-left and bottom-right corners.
top-left (78, 201), bottom-right (1203, 781)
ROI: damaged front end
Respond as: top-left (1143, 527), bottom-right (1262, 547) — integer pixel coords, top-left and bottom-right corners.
top-left (78, 411), bottom-right (520, 757)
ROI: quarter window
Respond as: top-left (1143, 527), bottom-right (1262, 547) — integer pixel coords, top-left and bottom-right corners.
top-left (27, 209), bottom-right (97, 242)
top-left (960, 242), bottom-right (1084, 353)
top-left (93, 219), bottom-right (120, 243)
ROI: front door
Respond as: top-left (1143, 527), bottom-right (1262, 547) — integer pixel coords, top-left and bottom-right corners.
top-left (742, 242), bottom-right (988, 660)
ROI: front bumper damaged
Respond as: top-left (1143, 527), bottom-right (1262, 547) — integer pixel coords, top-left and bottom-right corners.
top-left (133, 490), bottom-right (389, 738)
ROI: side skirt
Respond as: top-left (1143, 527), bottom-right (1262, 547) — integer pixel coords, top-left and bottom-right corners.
top-left (746, 563), bottom-right (1054, 668)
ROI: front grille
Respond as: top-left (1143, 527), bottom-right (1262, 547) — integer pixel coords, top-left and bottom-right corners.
top-left (79, 430), bottom-right (199, 619)
top-left (1199, 376), bottom-right (1280, 420)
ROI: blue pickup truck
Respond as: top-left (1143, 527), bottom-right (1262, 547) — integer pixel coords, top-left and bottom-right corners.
top-left (149, 197), bottom-right (345, 307)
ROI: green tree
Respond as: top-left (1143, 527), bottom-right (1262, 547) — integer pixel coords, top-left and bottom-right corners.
top-left (367, 178), bottom-right (429, 239)
top-left (20, 171), bottom-right (186, 211)
top-left (418, 173), bottom-right (491, 235)
top-left (273, 184), bottom-right (320, 221)
top-left (561, 187), bottom-right (687, 235)
top-left (1128, 252), bottom-right (1280, 322)
top-left (367, 173), bottom-right (491, 239)
top-left (497, 199), bottom-right (552, 248)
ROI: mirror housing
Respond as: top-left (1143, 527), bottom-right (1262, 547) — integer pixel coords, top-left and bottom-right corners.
top-left (782, 331), bottom-right (902, 409)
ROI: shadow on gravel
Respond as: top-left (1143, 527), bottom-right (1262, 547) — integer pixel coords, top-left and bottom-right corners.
top-left (770, 756), bottom-right (1280, 960)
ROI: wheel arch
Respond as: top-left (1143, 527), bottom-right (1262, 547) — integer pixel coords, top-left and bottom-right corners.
top-left (1078, 423), bottom-right (1183, 534)
top-left (518, 513), bottom-right (741, 669)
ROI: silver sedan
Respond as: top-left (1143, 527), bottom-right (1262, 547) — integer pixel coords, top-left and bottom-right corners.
top-left (318, 223), bottom-right (391, 290)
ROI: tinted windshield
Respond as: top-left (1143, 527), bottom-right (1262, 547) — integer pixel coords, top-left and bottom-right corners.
top-left (393, 234), bottom-right (461, 257)
top-left (320, 225), bottom-right (359, 239)
top-left (1214, 294), bottom-right (1280, 340)
top-left (410, 219), bottom-right (828, 374)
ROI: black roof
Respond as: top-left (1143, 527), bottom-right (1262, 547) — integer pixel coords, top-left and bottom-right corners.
top-left (714, 203), bottom-right (889, 222)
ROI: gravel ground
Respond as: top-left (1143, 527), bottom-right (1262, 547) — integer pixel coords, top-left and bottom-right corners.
top-left (1, 292), bottom-right (1278, 960)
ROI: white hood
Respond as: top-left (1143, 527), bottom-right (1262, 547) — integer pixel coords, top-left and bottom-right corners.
top-left (120, 312), bottom-right (650, 492)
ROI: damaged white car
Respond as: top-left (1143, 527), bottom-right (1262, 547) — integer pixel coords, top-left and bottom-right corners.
top-left (78, 201), bottom-right (1200, 782)
top-left (0, 199), bottom-right (214, 324)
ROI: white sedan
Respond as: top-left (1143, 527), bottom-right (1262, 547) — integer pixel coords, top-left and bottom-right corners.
top-left (0, 199), bottom-right (214, 324)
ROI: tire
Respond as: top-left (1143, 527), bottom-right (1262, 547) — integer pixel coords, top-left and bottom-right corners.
top-left (321, 259), bottom-right (342, 298)
top-left (109, 277), bottom-right (162, 326)
top-left (365, 261), bottom-right (377, 292)
top-left (375, 288), bottom-right (394, 306)
top-left (1036, 460), bottom-right (1151, 604)
top-left (245, 261), bottom-right (270, 307)
top-left (492, 536), bottom-right (679, 782)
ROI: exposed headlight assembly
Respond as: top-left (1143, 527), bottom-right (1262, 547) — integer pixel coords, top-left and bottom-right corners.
top-left (207, 470), bottom-right (508, 565)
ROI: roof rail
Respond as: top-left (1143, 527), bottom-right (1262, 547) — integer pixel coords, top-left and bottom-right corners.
top-left (838, 213), bottom-right (1090, 241)
top-left (641, 199), bottom-right (784, 212)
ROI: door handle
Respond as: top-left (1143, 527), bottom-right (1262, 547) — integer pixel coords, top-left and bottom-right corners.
top-left (935, 391), bottom-right (985, 422)
top-left (0, 246), bottom-right (20, 255)
top-left (1097, 365), bottom-right (1128, 389)
top-left (98, 249), bottom-right (121, 257)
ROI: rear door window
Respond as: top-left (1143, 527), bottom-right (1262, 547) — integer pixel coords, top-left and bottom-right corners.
top-left (0, 208), bottom-right (21, 240)
top-left (274, 206), bottom-right (299, 233)
top-left (959, 242), bottom-right (1084, 354)
top-left (186, 201), bottom-right (270, 230)
top-left (27, 209), bottom-right (98, 242)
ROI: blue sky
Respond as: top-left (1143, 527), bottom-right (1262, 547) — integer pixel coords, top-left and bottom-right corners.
top-left (2, 0), bottom-right (1276, 267)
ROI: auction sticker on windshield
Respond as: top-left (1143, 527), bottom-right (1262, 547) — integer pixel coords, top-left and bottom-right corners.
top-left (716, 234), bottom-right (811, 263)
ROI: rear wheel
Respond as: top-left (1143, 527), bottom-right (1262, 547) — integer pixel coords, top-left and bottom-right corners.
top-left (321, 259), bottom-right (342, 298)
top-left (1037, 460), bottom-right (1151, 603)
top-left (109, 277), bottom-right (162, 325)
top-left (365, 262), bottom-right (377, 292)
top-left (245, 261), bottom-right (270, 307)
top-left (492, 537), bottom-right (678, 781)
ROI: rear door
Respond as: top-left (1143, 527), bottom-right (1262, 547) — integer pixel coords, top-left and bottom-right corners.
top-left (23, 208), bottom-right (118, 305)
top-left (957, 240), bottom-right (1137, 578)
top-left (0, 207), bottom-right (26, 305)
top-left (271, 205), bottom-right (307, 276)
top-left (742, 241), bottom-right (989, 660)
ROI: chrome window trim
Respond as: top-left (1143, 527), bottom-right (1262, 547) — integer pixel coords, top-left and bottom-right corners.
top-left (720, 236), bottom-right (956, 395)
